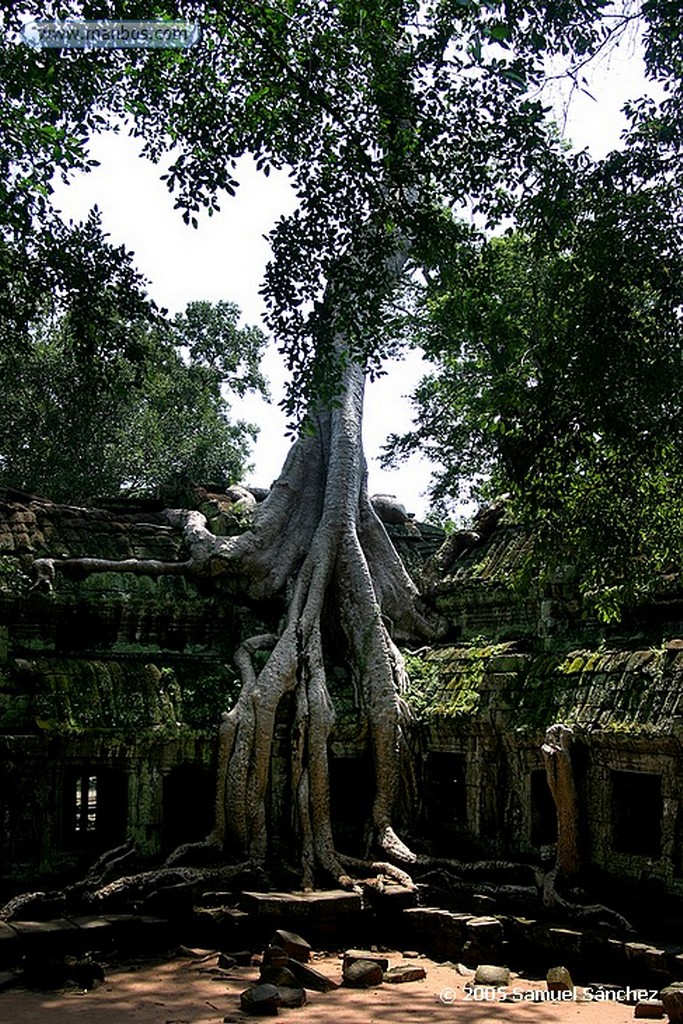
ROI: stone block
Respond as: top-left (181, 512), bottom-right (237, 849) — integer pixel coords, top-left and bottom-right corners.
top-left (10, 918), bottom-right (79, 954)
top-left (634, 1000), bottom-right (665, 1019)
top-left (466, 917), bottom-right (503, 941)
top-left (344, 949), bottom-right (390, 971)
top-left (70, 916), bottom-right (114, 938)
top-left (262, 946), bottom-right (289, 969)
top-left (661, 986), bottom-right (683, 1024)
top-left (547, 966), bottom-right (573, 992)
top-left (260, 966), bottom-right (300, 989)
top-left (402, 907), bottom-right (470, 960)
top-left (240, 983), bottom-right (281, 1015)
top-left (277, 985), bottom-right (307, 1008)
top-left (474, 964), bottom-right (510, 986)
top-left (286, 958), bottom-right (339, 992)
top-left (343, 959), bottom-right (384, 988)
top-left (545, 928), bottom-right (583, 956)
top-left (384, 964), bottom-right (427, 983)
top-left (241, 890), bottom-right (362, 917)
top-left (624, 943), bottom-right (668, 975)
top-left (669, 953), bottom-right (683, 980)
top-left (270, 928), bottom-right (310, 962)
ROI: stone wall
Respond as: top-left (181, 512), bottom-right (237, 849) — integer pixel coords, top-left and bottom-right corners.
top-left (0, 491), bottom-right (443, 885)
top-left (0, 494), bottom-right (268, 885)
top-left (406, 641), bottom-right (683, 892)
top-left (2, 489), bottom-right (683, 901)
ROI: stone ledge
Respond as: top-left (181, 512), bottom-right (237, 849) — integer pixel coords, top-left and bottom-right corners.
top-left (241, 890), bottom-right (363, 917)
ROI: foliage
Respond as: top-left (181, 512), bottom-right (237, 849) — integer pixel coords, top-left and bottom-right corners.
top-left (0, 558), bottom-right (31, 598)
top-left (2, 0), bottom-right (679, 608)
top-left (385, 142), bottom-right (683, 616)
top-left (180, 670), bottom-right (243, 728)
top-left (0, 0), bottom-right (642, 427)
top-left (403, 650), bottom-right (482, 720)
top-left (0, 211), bottom-right (268, 502)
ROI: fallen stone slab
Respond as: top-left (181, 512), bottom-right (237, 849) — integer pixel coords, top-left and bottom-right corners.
top-left (271, 928), bottom-right (311, 962)
top-left (343, 949), bottom-right (390, 971)
top-left (69, 916), bottom-right (114, 941)
top-left (10, 918), bottom-right (80, 954)
top-left (262, 946), bottom-right (289, 969)
top-left (474, 964), bottom-right (510, 986)
top-left (661, 986), bottom-right (683, 1024)
top-left (343, 958), bottom-right (384, 988)
top-left (634, 1000), bottom-right (665, 1019)
top-left (241, 890), bottom-right (362, 917)
top-left (383, 964), bottom-right (427, 984)
top-left (547, 966), bottom-right (574, 992)
top-left (260, 966), bottom-right (302, 989)
top-left (178, 945), bottom-right (217, 958)
top-left (286, 957), bottom-right (339, 992)
top-left (240, 982), bottom-right (281, 1015)
top-left (277, 984), bottom-right (307, 1008)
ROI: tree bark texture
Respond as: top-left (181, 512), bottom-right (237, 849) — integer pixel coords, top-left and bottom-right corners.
top-left (541, 722), bottom-right (581, 882)
top-left (160, 358), bottom-right (437, 885)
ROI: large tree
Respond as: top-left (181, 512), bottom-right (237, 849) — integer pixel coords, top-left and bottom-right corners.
top-left (0, 210), bottom-right (268, 502)
top-left (1, 0), bottom-right (675, 886)
top-left (384, 130), bottom-right (683, 619)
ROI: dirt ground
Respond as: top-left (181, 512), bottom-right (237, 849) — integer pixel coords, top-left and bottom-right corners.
top-left (0, 948), bottom-right (655, 1024)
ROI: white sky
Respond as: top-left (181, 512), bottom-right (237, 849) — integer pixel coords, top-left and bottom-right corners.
top-left (49, 33), bottom-right (656, 520)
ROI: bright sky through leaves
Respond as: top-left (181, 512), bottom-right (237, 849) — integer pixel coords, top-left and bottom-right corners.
top-left (49, 33), bottom-right (657, 519)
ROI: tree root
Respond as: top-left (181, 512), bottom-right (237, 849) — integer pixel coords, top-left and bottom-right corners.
top-left (80, 861), bottom-right (260, 910)
top-left (538, 865), bottom-right (635, 933)
top-left (337, 854), bottom-right (416, 890)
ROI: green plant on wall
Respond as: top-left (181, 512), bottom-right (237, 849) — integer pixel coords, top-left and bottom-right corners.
top-left (403, 650), bottom-right (482, 721)
top-left (181, 671), bottom-right (243, 729)
top-left (0, 558), bottom-right (31, 598)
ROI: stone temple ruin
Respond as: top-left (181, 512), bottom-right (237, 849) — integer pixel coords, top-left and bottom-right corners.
top-left (2, 486), bottom-right (683, 988)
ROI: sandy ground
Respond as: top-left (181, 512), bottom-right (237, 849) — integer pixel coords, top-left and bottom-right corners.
top-left (0, 949), bottom-right (654, 1024)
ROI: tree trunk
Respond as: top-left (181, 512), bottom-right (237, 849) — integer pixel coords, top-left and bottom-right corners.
top-left (170, 355), bottom-right (437, 885)
top-left (541, 722), bottom-right (581, 882)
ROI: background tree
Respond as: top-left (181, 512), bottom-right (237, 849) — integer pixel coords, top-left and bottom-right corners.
top-left (0, 211), bottom-right (268, 502)
top-left (1, 0), bottom-right (677, 887)
top-left (385, 134), bottom-right (683, 618)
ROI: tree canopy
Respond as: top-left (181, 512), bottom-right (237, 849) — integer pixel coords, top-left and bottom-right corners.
top-left (1, 0), bottom-right (649, 420)
top-left (384, 123), bottom-right (683, 614)
top-left (0, 210), bottom-right (268, 503)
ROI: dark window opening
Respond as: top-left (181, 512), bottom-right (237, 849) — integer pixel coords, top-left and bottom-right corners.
top-left (530, 769), bottom-right (557, 845)
top-left (611, 770), bottom-right (662, 857)
top-left (62, 768), bottom-right (127, 849)
top-left (162, 765), bottom-right (215, 850)
top-left (425, 752), bottom-right (467, 836)
top-left (674, 804), bottom-right (683, 877)
top-left (329, 754), bottom-right (373, 846)
top-left (74, 774), bottom-right (98, 834)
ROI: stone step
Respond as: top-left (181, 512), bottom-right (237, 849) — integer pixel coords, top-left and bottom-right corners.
top-left (240, 890), bottom-right (362, 917)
